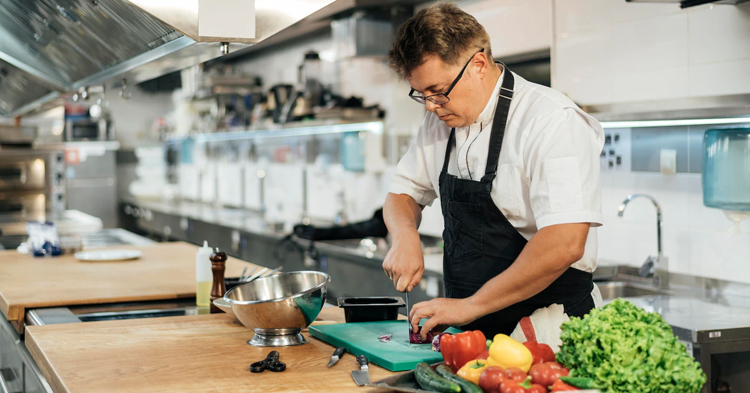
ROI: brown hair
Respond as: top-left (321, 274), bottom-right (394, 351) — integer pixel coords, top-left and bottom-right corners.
top-left (388, 2), bottom-right (492, 79)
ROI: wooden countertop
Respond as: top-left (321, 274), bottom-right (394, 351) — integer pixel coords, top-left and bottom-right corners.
top-left (0, 242), bottom-right (252, 332)
top-left (26, 307), bottom-right (396, 393)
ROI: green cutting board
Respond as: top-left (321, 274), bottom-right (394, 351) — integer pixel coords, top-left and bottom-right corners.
top-left (309, 321), bottom-right (461, 372)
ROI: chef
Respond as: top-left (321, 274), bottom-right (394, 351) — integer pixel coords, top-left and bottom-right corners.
top-left (383, 3), bottom-right (604, 339)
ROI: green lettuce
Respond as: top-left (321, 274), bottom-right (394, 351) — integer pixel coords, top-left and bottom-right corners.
top-left (556, 299), bottom-right (706, 393)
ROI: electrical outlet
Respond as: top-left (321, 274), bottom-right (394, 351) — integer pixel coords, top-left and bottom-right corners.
top-left (660, 149), bottom-right (677, 174)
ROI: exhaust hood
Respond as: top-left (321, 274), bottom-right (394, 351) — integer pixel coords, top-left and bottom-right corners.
top-left (625, 0), bottom-right (750, 8)
top-left (0, 0), bottom-right (336, 117)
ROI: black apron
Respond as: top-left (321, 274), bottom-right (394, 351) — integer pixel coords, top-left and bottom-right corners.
top-left (439, 66), bottom-right (594, 338)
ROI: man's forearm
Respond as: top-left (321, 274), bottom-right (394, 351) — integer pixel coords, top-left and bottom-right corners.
top-left (468, 223), bottom-right (591, 318)
top-left (383, 193), bottom-right (423, 240)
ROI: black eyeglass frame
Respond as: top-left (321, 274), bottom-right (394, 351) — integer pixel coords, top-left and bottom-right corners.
top-left (408, 48), bottom-right (485, 105)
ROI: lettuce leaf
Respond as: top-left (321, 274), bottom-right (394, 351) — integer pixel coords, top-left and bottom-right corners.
top-left (556, 299), bottom-right (706, 393)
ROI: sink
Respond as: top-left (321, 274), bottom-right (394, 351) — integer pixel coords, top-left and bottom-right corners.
top-left (597, 281), bottom-right (670, 299)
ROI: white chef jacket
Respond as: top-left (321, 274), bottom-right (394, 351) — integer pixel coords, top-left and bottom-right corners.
top-left (390, 71), bottom-right (604, 272)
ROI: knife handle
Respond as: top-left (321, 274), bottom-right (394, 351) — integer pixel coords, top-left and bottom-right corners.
top-left (356, 355), bottom-right (368, 368)
top-left (333, 347), bottom-right (346, 358)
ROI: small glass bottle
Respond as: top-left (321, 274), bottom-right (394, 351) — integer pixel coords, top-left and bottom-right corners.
top-left (195, 241), bottom-right (212, 307)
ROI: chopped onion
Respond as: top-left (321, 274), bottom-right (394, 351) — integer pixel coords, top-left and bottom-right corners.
top-left (431, 333), bottom-right (447, 352)
top-left (409, 326), bottom-right (434, 344)
top-left (378, 334), bottom-right (392, 343)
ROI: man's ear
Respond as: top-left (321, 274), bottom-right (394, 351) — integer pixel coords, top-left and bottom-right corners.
top-left (473, 51), bottom-right (492, 79)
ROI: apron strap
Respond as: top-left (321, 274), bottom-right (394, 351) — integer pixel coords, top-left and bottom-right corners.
top-left (441, 127), bottom-right (456, 174)
top-left (480, 63), bottom-right (515, 184)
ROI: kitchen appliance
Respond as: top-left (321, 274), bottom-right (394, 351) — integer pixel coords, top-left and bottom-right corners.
top-left (625, 297), bottom-right (750, 393)
top-left (309, 321), bottom-right (461, 371)
top-left (703, 127), bottom-right (750, 233)
top-left (0, 148), bottom-right (66, 222)
top-left (64, 118), bottom-right (114, 142)
top-left (223, 271), bottom-right (330, 347)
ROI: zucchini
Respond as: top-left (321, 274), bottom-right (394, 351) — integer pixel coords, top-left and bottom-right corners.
top-left (436, 364), bottom-right (483, 393)
top-left (414, 362), bottom-right (461, 393)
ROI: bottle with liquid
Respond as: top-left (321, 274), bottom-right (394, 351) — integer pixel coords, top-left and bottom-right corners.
top-left (196, 241), bottom-right (212, 307)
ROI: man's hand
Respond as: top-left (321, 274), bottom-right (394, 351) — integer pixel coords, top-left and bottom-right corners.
top-left (382, 193), bottom-right (426, 292)
top-left (408, 298), bottom-right (480, 340)
top-left (382, 234), bottom-right (424, 292)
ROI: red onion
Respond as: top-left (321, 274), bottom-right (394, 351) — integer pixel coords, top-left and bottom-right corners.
top-left (409, 326), bottom-right (434, 344)
top-left (431, 333), bottom-right (447, 352)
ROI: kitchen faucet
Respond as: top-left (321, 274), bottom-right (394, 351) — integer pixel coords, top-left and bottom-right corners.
top-left (617, 194), bottom-right (669, 288)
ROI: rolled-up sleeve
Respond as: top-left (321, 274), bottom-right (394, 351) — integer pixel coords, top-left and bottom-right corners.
top-left (389, 118), bottom-right (439, 207)
top-left (524, 108), bottom-right (604, 229)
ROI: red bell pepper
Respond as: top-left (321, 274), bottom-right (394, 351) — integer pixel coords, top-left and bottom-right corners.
top-left (528, 362), bottom-right (569, 386)
top-left (499, 376), bottom-right (546, 393)
top-left (550, 379), bottom-right (580, 392)
top-left (518, 316), bottom-right (556, 365)
top-left (440, 330), bottom-right (487, 372)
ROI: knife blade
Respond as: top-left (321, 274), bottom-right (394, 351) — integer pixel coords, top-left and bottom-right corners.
top-left (327, 347), bottom-right (346, 367)
top-left (351, 355), bottom-right (370, 386)
top-left (405, 291), bottom-right (411, 332)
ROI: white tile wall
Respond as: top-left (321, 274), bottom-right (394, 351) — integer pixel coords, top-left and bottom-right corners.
top-left (553, 0), bottom-right (612, 34)
top-left (689, 58), bottom-right (750, 97)
top-left (688, 3), bottom-right (750, 64)
top-left (612, 65), bottom-right (689, 103)
top-left (553, 0), bottom-right (750, 105)
top-left (611, 13), bottom-right (688, 73)
top-left (599, 171), bottom-right (750, 284)
top-left (461, 0), bottom-right (552, 58)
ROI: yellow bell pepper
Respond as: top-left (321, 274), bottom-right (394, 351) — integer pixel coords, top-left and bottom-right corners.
top-left (456, 359), bottom-right (487, 385)
top-left (485, 334), bottom-right (533, 372)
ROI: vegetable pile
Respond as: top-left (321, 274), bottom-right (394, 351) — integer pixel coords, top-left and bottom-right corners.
top-left (556, 299), bottom-right (706, 393)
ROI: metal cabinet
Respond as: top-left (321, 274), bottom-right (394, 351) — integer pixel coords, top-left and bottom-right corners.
top-left (0, 314), bottom-right (51, 393)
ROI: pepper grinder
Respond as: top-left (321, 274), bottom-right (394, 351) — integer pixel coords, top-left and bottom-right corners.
top-left (209, 248), bottom-right (228, 314)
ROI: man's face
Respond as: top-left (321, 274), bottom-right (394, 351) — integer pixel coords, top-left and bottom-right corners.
top-left (407, 53), bottom-right (484, 128)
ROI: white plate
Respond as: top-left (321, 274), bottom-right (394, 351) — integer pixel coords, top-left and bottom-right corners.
top-left (74, 249), bottom-right (142, 262)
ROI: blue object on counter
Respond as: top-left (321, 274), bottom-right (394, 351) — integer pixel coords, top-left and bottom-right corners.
top-left (27, 221), bottom-right (62, 257)
top-left (703, 127), bottom-right (750, 211)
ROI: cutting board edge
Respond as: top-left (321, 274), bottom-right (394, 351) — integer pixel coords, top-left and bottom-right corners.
top-left (309, 322), bottom-right (457, 372)
top-left (309, 325), bottom-right (408, 371)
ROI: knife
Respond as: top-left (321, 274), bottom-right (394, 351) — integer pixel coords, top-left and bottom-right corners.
top-left (405, 291), bottom-right (411, 332)
top-left (351, 355), bottom-right (370, 386)
top-left (327, 347), bottom-right (346, 367)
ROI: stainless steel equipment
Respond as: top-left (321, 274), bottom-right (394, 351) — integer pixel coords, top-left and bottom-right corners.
top-left (0, 148), bottom-right (65, 221)
top-left (0, 312), bottom-right (52, 393)
top-left (0, 0), bottom-right (338, 117)
top-left (224, 271), bottom-right (330, 347)
top-left (64, 118), bottom-right (114, 142)
top-left (64, 143), bottom-right (118, 228)
top-left (626, 296), bottom-right (750, 393)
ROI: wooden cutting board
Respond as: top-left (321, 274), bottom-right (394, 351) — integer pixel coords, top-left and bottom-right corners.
top-left (0, 242), bottom-right (253, 332)
top-left (309, 321), bottom-right (461, 371)
top-left (25, 307), bottom-right (397, 393)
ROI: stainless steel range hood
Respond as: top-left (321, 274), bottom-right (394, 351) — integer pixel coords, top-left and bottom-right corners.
top-left (625, 0), bottom-right (750, 8)
top-left (0, 0), bottom-right (336, 117)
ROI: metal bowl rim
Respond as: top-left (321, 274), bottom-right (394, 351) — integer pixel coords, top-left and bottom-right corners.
top-left (223, 270), bottom-right (331, 305)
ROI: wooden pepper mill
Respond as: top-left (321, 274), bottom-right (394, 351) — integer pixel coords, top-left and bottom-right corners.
top-left (209, 248), bottom-right (228, 314)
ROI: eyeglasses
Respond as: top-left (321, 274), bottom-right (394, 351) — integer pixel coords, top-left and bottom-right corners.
top-left (409, 48), bottom-right (484, 105)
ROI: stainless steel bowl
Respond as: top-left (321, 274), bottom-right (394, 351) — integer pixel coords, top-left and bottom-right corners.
top-left (224, 271), bottom-right (330, 346)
